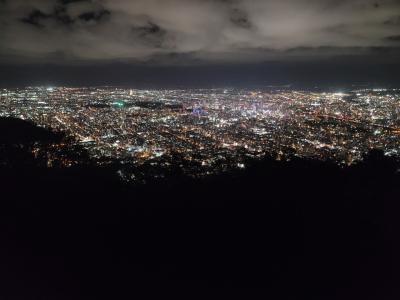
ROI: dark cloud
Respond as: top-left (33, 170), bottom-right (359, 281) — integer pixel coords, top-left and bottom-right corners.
top-left (78, 10), bottom-right (110, 23)
top-left (384, 15), bottom-right (400, 25)
top-left (229, 7), bottom-right (252, 29)
top-left (131, 22), bottom-right (169, 48)
top-left (386, 35), bottom-right (400, 41)
top-left (21, 10), bottom-right (51, 28)
top-left (0, 0), bottom-right (399, 64)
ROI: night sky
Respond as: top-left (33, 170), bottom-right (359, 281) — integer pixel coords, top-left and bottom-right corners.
top-left (0, 0), bottom-right (399, 87)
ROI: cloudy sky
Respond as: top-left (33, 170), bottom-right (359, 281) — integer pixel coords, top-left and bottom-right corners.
top-left (0, 0), bottom-right (399, 86)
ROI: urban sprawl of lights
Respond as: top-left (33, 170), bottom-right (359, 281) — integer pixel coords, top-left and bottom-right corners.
top-left (1, 87), bottom-right (399, 181)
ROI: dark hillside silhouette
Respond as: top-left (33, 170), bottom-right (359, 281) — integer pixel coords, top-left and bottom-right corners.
top-left (0, 117), bottom-right (62, 145)
top-left (0, 118), bottom-right (400, 299)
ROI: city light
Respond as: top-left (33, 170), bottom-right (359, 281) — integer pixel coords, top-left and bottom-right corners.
top-left (1, 86), bottom-right (399, 180)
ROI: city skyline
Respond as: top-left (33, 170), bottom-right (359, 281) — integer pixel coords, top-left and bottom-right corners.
top-left (2, 86), bottom-right (399, 181)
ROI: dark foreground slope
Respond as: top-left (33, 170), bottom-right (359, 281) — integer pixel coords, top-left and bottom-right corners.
top-left (1, 118), bottom-right (400, 299)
